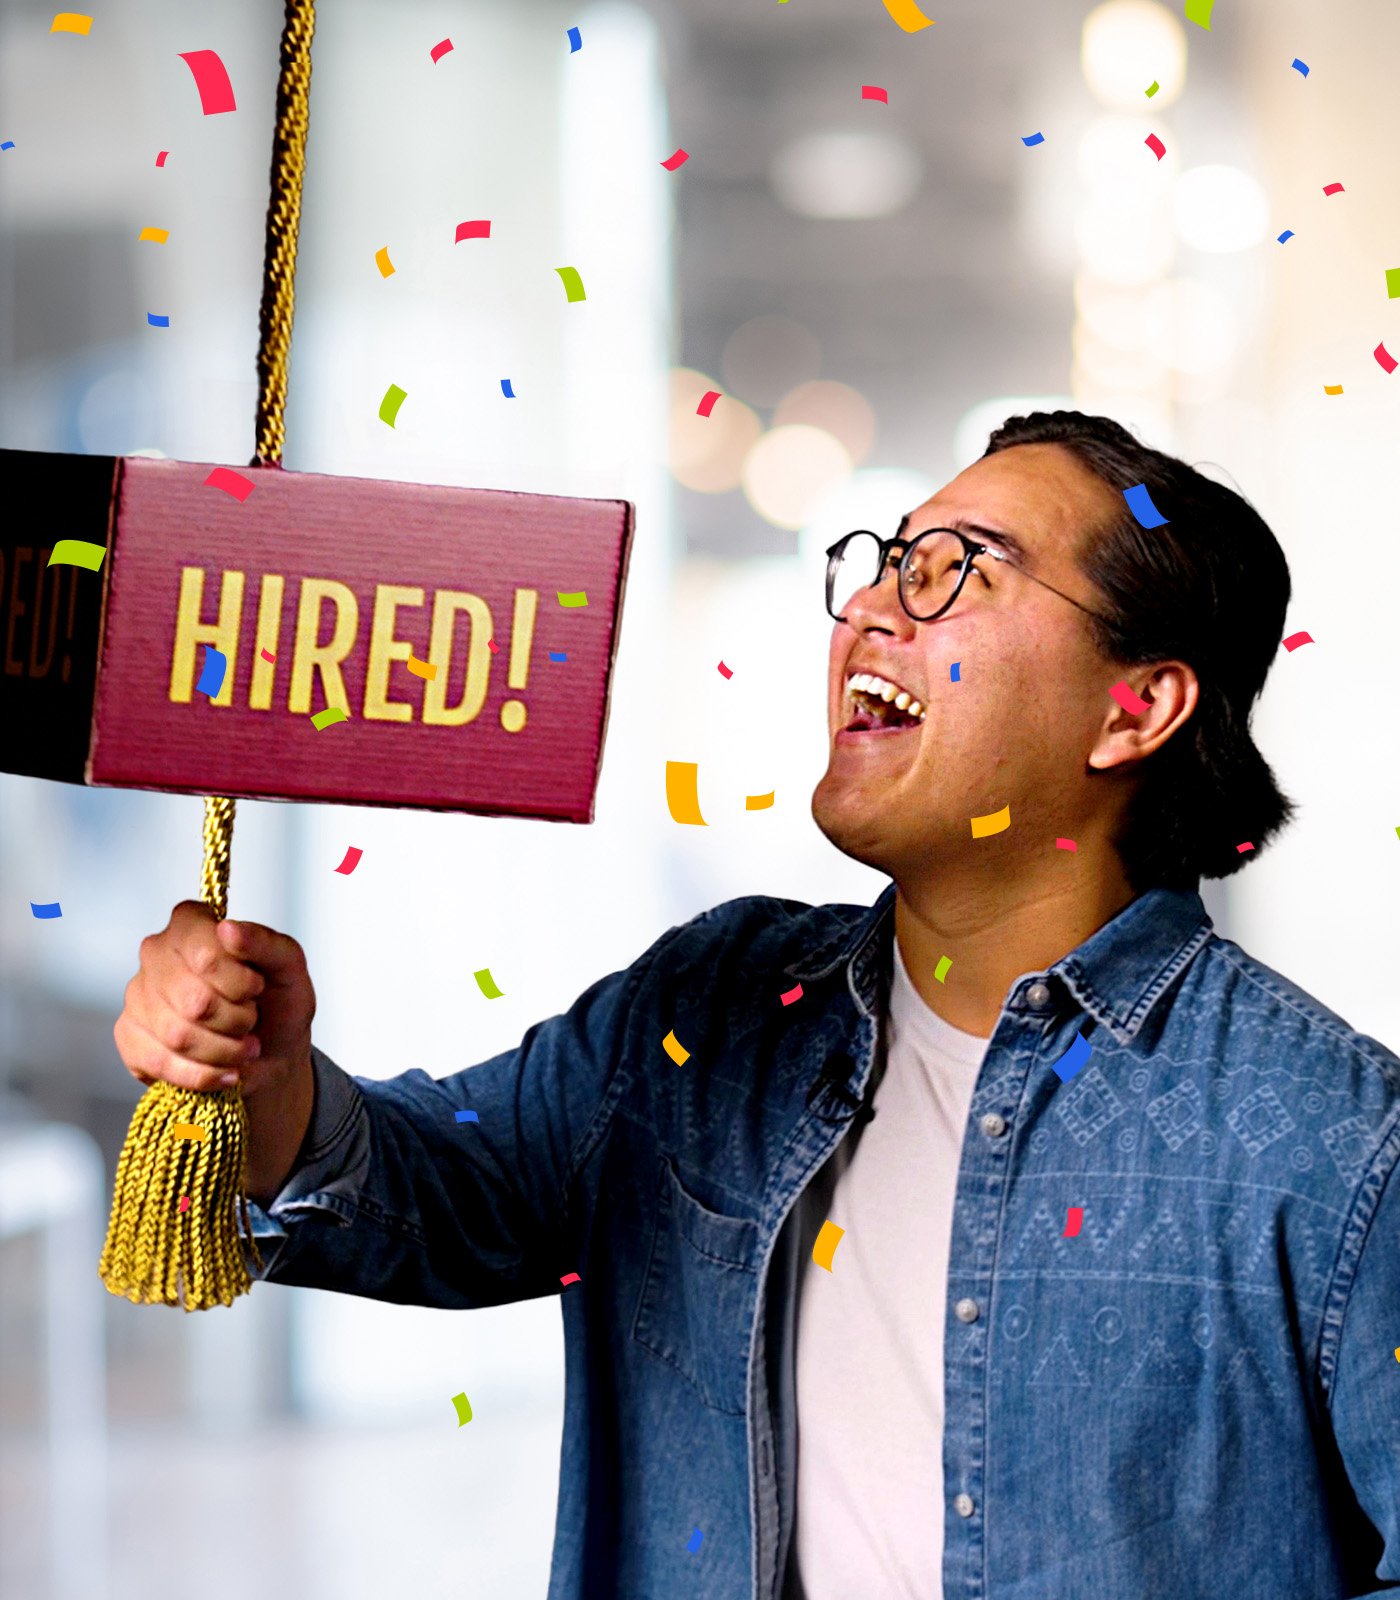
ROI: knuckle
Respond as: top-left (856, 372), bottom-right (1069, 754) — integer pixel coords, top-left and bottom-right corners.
top-left (179, 980), bottom-right (215, 1022)
top-left (157, 1012), bottom-right (194, 1055)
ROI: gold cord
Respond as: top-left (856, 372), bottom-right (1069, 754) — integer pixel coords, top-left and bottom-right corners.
top-left (99, 1), bottom-right (315, 1309)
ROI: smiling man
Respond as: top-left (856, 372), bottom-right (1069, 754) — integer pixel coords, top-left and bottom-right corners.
top-left (113, 410), bottom-right (1400, 1600)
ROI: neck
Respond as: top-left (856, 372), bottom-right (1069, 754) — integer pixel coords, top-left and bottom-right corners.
top-left (893, 851), bottom-right (1138, 1037)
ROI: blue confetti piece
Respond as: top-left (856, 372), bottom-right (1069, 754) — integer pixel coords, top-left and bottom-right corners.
top-left (1021, 131), bottom-right (1045, 147)
top-left (1053, 1031), bottom-right (1092, 1084)
top-left (950, 661), bottom-right (961, 682)
top-left (195, 645), bottom-right (227, 698)
top-left (549, 650), bottom-right (568, 662)
top-left (1122, 482), bottom-right (1168, 528)
top-left (30, 901), bottom-right (62, 919)
top-left (1, 141), bottom-right (14, 151)
top-left (1291, 58), bottom-right (1309, 77)
top-left (566, 25), bottom-right (581, 51)
top-left (686, 1527), bottom-right (703, 1554)
top-left (1277, 229), bottom-right (1294, 243)
top-left (147, 312), bottom-right (170, 328)
top-left (454, 1109), bottom-right (479, 1124)
top-left (501, 378), bottom-right (515, 398)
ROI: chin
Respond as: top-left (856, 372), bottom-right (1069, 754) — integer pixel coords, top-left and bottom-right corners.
top-left (810, 772), bottom-right (889, 874)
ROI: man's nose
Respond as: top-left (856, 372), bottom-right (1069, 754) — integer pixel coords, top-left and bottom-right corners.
top-left (842, 563), bottom-right (913, 634)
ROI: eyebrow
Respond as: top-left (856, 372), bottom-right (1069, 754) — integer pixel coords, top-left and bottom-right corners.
top-left (893, 513), bottom-right (1032, 566)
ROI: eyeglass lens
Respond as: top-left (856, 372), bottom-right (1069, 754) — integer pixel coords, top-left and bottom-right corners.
top-left (827, 530), bottom-right (970, 622)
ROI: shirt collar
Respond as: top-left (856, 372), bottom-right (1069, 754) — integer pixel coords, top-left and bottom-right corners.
top-left (787, 881), bottom-right (1213, 1043)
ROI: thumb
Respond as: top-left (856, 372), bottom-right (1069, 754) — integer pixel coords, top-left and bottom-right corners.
top-left (216, 918), bottom-right (304, 978)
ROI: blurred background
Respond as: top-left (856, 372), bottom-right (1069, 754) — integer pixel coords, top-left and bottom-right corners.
top-left (2, 0), bottom-right (1398, 1595)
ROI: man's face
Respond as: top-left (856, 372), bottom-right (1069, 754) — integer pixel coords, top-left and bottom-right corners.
top-left (811, 442), bottom-right (1127, 878)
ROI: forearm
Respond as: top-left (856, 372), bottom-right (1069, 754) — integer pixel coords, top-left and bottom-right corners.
top-left (242, 1050), bottom-right (316, 1207)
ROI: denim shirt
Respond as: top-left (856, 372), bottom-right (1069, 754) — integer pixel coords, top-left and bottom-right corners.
top-left (245, 884), bottom-right (1400, 1599)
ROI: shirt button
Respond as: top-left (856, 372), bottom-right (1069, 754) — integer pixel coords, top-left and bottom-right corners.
top-left (980, 1112), bottom-right (1007, 1138)
top-left (954, 1493), bottom-right (975, 1518)
top-left (955, 1298), bottom-right (980, 1323)
top-left (1026, 981), bottom-right (1052, 1008)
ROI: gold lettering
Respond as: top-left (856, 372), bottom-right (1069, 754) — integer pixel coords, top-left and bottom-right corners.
top-left (4, 547), bottom-right (32, 677)
top-left (169, 568), bottom-right (245, 704)
top-left (422, 590), bottom-right (494, 726)
top-left (28, 547), bottom-right (61, 680)
top-left (248, 574), bottom-right (285, 711)
top-left (363, 584), bottom-right (425, 722)
top-left (289, 578), bottom-right (358, 715)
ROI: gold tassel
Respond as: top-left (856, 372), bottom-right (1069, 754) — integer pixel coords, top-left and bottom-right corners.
top-left (98, 0), bottom-right (316, 1310)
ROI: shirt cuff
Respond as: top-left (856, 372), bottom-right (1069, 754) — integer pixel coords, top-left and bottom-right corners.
top-left (242, 1042), bottom-right (371, 1280)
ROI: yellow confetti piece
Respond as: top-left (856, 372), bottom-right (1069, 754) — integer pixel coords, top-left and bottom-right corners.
top-left (1323, 384), bottom-right (1344, 395)
top-left (880, 0), bottom-right (935, 32)
top-left (375, 246), bottom-right (395, 278)
top-left (665, 761), bottom-right (708, 826)
top-left (47, 539), bottom-right (106, 572)
top-left (812, 1219), bottom-right (845, 1271)
top-left (661, 1028), bottom-right (690, 1066)
top-left (138, 226), bottom-right (170, 244)
top-left (50, 12), bottom-right (93, 35)
top-left (970, 804), bottom-right (1011, 839)
top-left (171, 1123), bottom-right (208, 1143)
top-left (406, 654), bottom-right (437, 680)
top-left (745, 791), bottom-right (775, 810)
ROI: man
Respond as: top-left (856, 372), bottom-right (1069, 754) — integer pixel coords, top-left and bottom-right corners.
top-left (114, 410), bottom-right (1400, 1599)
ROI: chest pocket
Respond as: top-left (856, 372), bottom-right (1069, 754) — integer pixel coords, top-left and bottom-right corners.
top-left (631, 1157), bottom-right (760, 1417)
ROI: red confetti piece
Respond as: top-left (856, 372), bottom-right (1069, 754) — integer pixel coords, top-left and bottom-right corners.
top-left (1063, 1206), bottom-right (1083, 1237)
top-left (717, 660), bottom-right (733, 679)
top-left (454, 219), bottom-right (491, 242)
top-left (430, 37), bottom-right (453, 63)
top-left (861, 84), bottom-right (889, 103)
top-left (1322, 181), bottom-right (1345, 196)
top-left (696, 390), bottom-right (721, 418)
top-left (334, 846), bottom-right (363, 875)
top-left (1144, 132), bottom-right (1166, 161)
top-left (178, 49), bottom-right (237, 117)
top-left (1282, 630), bottom-right (1314, 651)
top-left (560, 1272), bottom-right (581, 1287)
top-left (1236, 842), bottom-right (1254, 853)
top-left (203, 466), bottom-right (254, 501)
top-left (155, 149), bottom-right (168, 167)
top-left (1375, 341), bottom-right (1398, 375)
top-left (178, 1195), bottom-right (190, 1214)
top-left (660, 148), bottom-right (690, 171)
top-left (780, 982), bottom-right (804, 1006)
top-left (260, 648), bottom-right (276, 663)
top-left (488, 639), bottom-right (500, 654)
top-left (1109, 680), bottom-right (1150, 715)
top-left (1055, 838), bottom-right (1078, 852)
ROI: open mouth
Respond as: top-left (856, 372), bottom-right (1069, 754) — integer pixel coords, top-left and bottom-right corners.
top-left (841, 671), bottom-right (925, 734)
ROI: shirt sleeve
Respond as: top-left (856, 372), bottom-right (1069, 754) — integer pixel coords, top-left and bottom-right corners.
top-left (1326, 1134), bottom-right (1400, 1591)
top-left (238, 950), bottom-right (652, 1310)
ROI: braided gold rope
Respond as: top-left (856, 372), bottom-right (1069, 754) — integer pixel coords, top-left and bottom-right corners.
top-left (98, 0), bottom-right (315, 1309)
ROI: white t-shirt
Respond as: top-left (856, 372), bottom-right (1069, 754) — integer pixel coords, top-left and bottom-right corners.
top-left (784, 938), bottom-right (989, 1600)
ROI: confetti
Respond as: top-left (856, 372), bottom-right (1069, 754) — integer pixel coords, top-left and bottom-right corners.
top-left (49, 12), bottom-right (92, 35)
top-left (557, 590), bottom-right (589, 607)
top-left (970, 805), bottom-right (1011, 839)
top-left (375, 246), bottom-right (395, 277)
top-left (560, 1272), bottom-right (581, 1286)
top-left (717, 660), bottom-right (733, 678)
top-left (147, 313), bottom-right (170, 328)
top-left (1291, 58), bottom-right (1309, 76)
top-left (566, 25), bottom-right (582, 51)
top-left (379, 383), bottom-right (408, 426)
top-left (934, 956), bottom-right (952, 984)
top-left (178, 49), bottom-right (237, 116)
top-left (1236, 841), bottom-right (1254, 853)
top-left (1063, 1206), bottom-right (1084, 1237)
top-left (454, 1109), bottom-right (479, 1124)
top-left (450, 1392), bottom-right (473, 1426)
top-left (548, 650), bottom-right (568, 662)
top-left (1144, 132), bottom-right (1167, 161)
top-left (950, 661), bottom-right (961, 682)
top-left (780, 983), bottom-right (804, 1006)
top-left (430, 37), bottom-right (453, 63)
top-left (745, 791), bottom-right (775, 810)
top-left (686, 1528), bottom-right (703, 1554)
top-left (195, 646), bottom-right (227, 699)
top-left (554, 266), bottom-right (587, 302)
top-left (406, 655), bottom-right (437, 680)
top-left (260, 648), bottom-right (276, 663)
top-left (178, 1196), bottom-right (190, 1213)
top-left (1109, 680), bottom-right (1150, 716)
top-left (155, 150), bottom-right (168, 166)
top-left (30, 902), bottom-right (62, 918)
top-left (1323, 385), bottom-right (1343, 396)
top-left (1375, 342), bottom-right (1398, 375)
top-left (1053, 1032), bottom-right (1092, 1084)
top-left (1123, 482), bottom-right (1167, 527)
top-left (172, 1123), bottom-right (208, 1143)
top-left (501, 379), bottom-right (515, 398)
top-left (1145, 80), bottom-right (1159, 97)
top-left (1183, 0), bottom-right (1213, 28)
top-left (1282, 630), bottom-right (1314, 652)
top-left (862, 85), bottom-right (888, 103)
top-left (311, 707), bottom-right (348, 730)
top-left (488, 639), bottom-right (499, 654)
top-left (662, 1029), bottom-right (691, 1066)
top-left (661, 148), bottom-right (690, 171)
top-left (47, 539), bottom-right (106, 572)
top-left (1277, 230), bottom-right (1294, 243)
top-left (473, 968), bottom-right (505, 1000)
top-left (696, 390), bottom-right (721, 417)
top-left (1055, 837), bottom-right (1078, 852)
top-left (1322, 182), bottom-right (1345, 196)
top-left (665, 760), bottom-right (708, 826)
top-left (203, 466), bottom-right (254, 501)
top-left (881, 0), bottom-right (936, 33)
top-left (1022, 132), bottom-right (1045, 147)
top-left (333, 846), bottom-right (363, 875)
top-left (1, 141), bottom-right (14, 151)
top-left (138, 226), bottom-right (169, 244)
top-left (455, 219), bottom-right (491, 242)
top-left (812, 1220), bottom-right (845, 1271)
top-left (1386, 269), bottom-right (1400, 299)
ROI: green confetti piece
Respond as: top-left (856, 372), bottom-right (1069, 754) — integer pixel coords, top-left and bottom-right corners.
top-left (48, 539), bottom-right (107, 572)
top-left (554, 265), bottom-right (586, 303)
top-left (934, 955), bottom-right (952, 984)
top-left (1183, 0), bottom-right (1213, 29)
top-left (557, 590), bottom-right (589, 608)
top-left (1145, 80), bottom-right (1160, 97)
top-left (473, 967), bottom-right (504, 999)
top-left (1387, 268), bottom-right (1400, 300)
top-left (311, 707), bottom-right (348, 730)
top-left (379, 383), bottom-right (408, 427)
top-left (450, 1391), bottom-right (473, 1426)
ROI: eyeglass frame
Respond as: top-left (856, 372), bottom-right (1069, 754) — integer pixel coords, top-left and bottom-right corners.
top-left (824, 526), bottom-right (1117, 628)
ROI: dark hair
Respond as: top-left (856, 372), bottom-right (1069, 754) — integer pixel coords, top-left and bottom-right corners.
top-left (983, 409), bottom-right (1295, 892)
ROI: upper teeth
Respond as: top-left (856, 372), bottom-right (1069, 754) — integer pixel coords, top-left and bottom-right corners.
top-left (846, 672), bottom-right (924, 720)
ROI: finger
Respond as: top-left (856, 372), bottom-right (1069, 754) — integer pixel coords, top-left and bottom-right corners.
top-left (150, 917), bottom-right (266, 1007)
top-left (215, 919), bottom-right (309, 989)
top-left (162, 958), bottom-right (260, 1039)
top-left (115, 1013), bottom-right (241, 1094)
top-left (143, 994), bottom-right (260, 1070)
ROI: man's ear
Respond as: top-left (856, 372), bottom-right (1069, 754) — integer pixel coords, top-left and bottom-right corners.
top-left (1088, 660), bottom-right (1199, 774)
